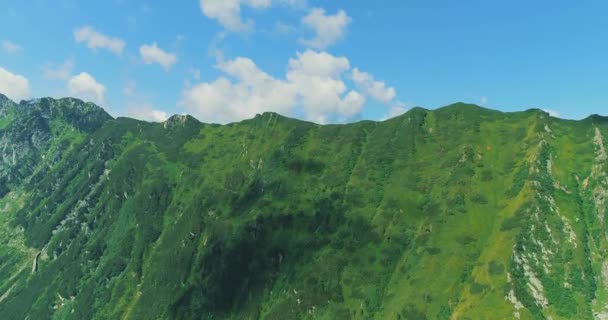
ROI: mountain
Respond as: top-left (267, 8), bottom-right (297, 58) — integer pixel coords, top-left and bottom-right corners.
top-left (0, 96), bottom-right (607, 319)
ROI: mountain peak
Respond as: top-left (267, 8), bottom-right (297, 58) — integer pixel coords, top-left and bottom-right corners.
top-left (0, 93), bottom-right (10, 103)
top-left (163, 114), bottom-right (200, 128)
top-left (584, 114), bottom-right (608, 124)
top-left (0, 93), bottom-right (15, 109)
top-left (19, 96), bottom-right (108, 113)
top-left (437, 102), bottom-right (501, 114)
top-left (16, 96), bottom-right (112, 132)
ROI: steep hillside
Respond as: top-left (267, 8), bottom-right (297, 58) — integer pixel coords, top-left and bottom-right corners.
top-left (0, 95), bottom-right (607, 319)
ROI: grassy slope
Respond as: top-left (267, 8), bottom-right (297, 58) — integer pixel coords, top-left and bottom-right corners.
top-left (0, 101), bottom-right (607, 319)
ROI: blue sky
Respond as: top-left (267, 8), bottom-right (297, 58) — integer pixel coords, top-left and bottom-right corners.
top-left (1, 0), bottom-right (607, 123)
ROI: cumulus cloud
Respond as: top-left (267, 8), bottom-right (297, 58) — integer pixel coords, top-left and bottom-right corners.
top-left (67, 72), bottom-right (106, 105)
top-left (74, 26), bottom-right (125, 55)
top-left (181, 57), bottom-right (297, 123)
top-left (121, 80), bottom-right (170, 122)
top-left (0, 66), bottom-right (30, 101)
top-left (387, 104), bottom-right (407, 119)
top-left (1, 40), bottom-right (23, 54)
top-left (286, 50), bottom-right (357, 123)
top-left (480, 96), bottom-right (488, 106)
top-left (180, 50), bottom-right (371, 124)
top-left (124, 103), bottom-right (169, 122)
top-left (42, 59), bottom-right (74, 80)
top-left (199, 0), bottom-right (304, 32)
top-left (339, 90), bottom-right (366, 118)
top-left (199, 0), bottom-right (272, 33)
top-left (543, 108), bottom-right (560, 118)
top-left (288, 50), bottom-right (350, 77)
top-left (350, 68), bottom-right (396, 104)
top-left (139, 43), bottom-right (178, 71)
top-left (300, 8), bottom-right (351, 49)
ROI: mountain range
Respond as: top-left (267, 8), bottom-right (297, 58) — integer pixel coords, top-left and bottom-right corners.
top-left (1, 93), bottom-right (608, 319)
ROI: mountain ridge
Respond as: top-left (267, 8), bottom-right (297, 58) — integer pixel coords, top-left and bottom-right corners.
top-left (1, 94), bottom-right (593, 126)
top-left (0, 94), bottom-right (607, 319)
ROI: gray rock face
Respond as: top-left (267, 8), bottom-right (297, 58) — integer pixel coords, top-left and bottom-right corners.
top-left (0, 95), bottom-right (112, 189)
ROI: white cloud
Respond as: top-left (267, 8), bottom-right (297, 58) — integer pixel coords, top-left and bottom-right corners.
top-left (179, 50), bottom-right (368, 124)
top-left (378, 101), bottom-right (409, 121)
top-left (480, 96), bottom-right (488, 106)
top-left (387, 105), bottom-right (407, 119)
top-left (0, 66), bottom-right (30, 101)
top-left (199, 0), bottom-right (304, 32)
top-left (300, 8), bottom-right (351, 49)
top-left (286, 50), bottom-right (358, 123)
top-left (339, 90), bottom-right (366, 117)
top-left (139, 43), bottom-right (178, 71)
top-left (74, 26), bottom-right (125, 55)
top-left (350, 68), bottom-right (396, 104)
top-left (67, 72), bottom-right (106, 105)
top-left (1, 40), bottom-right (22, 54)
top-left (43, 59), bottom-right (74, 80)
top-left (543, 108), bottom-right (560, 118)
top-left (124, 103), bottom-right (169, 122)
top-left (199, 0), bottom-right (272, 33)
top-left (150, 109), bottom-right (169, 121)
top-left (288, 50), bottom-right (350, 77)
top-left (120, 80), bottom-right (169, 122)
top-left (181, 56), bottom-right (297, 123)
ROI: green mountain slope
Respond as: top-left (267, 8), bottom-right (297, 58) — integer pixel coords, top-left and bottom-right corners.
top-left (1, 95), bottom-right (608, 319)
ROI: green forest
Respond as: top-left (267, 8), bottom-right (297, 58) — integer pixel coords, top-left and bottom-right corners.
top-left (1, 93), bottom-right (608, 319)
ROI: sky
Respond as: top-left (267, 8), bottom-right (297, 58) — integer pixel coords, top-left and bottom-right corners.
top-left (1, 0), bottom-right (607, 123)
